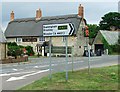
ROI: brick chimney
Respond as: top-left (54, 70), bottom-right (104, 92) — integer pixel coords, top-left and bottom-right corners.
top-left (10, 11), bottom-right (14, 21)
top-left (36, 8), bottom-right (42, 20)
top-left (78, 4), bottom-right (84, 18)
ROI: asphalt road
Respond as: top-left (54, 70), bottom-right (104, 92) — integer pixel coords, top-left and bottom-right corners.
top-left (0, 55), bottom-right (119, 90)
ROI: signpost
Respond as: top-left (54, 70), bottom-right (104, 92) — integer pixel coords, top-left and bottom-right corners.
top-left (49, 37), bottom-right (52, 80)
top-left (43, 23), bottom-right (74, 81)
top-left (65, 37), bottom-right (68, 82)
top-left (88, 44), bottom-right (90, 74)
top-left (43, 23), bottom-right (74, 36)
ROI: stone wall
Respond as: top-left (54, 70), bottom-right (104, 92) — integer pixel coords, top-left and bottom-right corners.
top-left (0, 43), bottom-right (6, 60)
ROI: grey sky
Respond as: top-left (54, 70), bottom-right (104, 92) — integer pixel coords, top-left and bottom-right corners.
top-left (1, 1), bottom-right (119, 31)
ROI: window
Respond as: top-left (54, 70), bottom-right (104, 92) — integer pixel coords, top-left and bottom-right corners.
top-left (22, 37), bottom-right (37, 42)
top-left (39, 37), bottom-right (45, 42)
top-left (16, 38), bottom-right (22, 42)
top-left (62, 37), bottom-right (66, 42)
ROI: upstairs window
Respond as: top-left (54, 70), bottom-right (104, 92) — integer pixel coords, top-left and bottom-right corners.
top-left (16, 38), bottom-right (22, 42)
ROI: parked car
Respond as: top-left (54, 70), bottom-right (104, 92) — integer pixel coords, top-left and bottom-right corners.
top-left (83, 49), bottom-right (94, 57)
top-left (96, 49), bottom-right (102, 56)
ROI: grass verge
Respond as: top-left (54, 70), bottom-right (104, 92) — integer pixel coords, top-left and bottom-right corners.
top-left (19, 65), bottom-right (119, 90)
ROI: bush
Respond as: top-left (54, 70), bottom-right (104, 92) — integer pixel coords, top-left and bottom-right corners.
top-left (7, 45), bottom-right (22, 59)
top-left (7, 42), bottom-right (35, 58)
top-left (110, 44), bottom-right (120, 54)
top-left (25, 46), bottom-right (35, 56)
top-left (8, 42), bottom-right (17, 46)
top-left (102, 37), bottom-right (120, 54)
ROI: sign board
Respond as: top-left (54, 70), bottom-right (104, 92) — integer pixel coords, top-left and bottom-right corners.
top-left (43, 23), bottom-right (74, 36)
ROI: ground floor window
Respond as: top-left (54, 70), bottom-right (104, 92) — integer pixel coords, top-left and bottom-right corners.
top-left (62, 37), bottom-right (66, 42)
top-left (39, 37), bottom-right (45, 42)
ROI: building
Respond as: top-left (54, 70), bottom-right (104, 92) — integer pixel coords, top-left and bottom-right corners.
top-left (5, 4), bottom-right (88, 56)
top-left (0, 28), bottom-right (7, 60)
top-left (93, 30), bottom-right (119, 54)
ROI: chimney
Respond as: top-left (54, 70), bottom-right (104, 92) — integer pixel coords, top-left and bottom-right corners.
top-left (10, 11), bottom-right (14, 21)
top-left (78, 4), bottom-right (84, 18)
top-left (36, 8), bottom-right (42, 20)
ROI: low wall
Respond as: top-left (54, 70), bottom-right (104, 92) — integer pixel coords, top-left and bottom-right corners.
top-left (0, 56), bottom-right (28, 64)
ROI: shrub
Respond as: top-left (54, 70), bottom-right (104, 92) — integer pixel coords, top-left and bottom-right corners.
top-left (25, 46), bottom-right (35, 56)
top-left (102, 37), bottom-right (120, 54)
top-left (7, 42), bottom-right (35, 57)
top-left (7, 45), bottom-right (22, 59)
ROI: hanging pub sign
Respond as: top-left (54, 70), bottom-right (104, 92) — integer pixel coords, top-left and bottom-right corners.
top-left (84, 26), bottom-right (89, 37)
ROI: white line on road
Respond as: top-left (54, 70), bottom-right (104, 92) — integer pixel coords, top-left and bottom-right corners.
top-left (0, 71), bottom-right (35, 77)
top-left (6, 69), bottom-right (49, 82)
top-left (33, 65), bottom-right (49, 68)
top-left (12, 68), bottom-right (18, 71)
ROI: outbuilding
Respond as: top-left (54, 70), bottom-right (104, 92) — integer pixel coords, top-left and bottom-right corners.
top-left (93, 30), bottom-right (119, 55)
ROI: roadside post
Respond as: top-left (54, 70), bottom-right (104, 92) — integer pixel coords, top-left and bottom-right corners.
top-left (71, 37), bottom-right (74, 72)
top-left (49, 37), bottom-right (52, 80)
top-left (88, 43), bottom-right (90, 74)
top-left (65, 37), bottom-right (68, 82)
top-left (43, 23), bottom-right (74, 81)
top-left (85, 26), bottom-right (90, 75)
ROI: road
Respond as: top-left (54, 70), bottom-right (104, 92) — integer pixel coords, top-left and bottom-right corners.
top-left (0, 55), bottom-right (119, 90)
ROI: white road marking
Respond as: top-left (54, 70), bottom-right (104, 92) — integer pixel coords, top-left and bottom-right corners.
top-left (12, 68), bottom-right (18, 71)
top-left (34, 66), bottom-right (39, 68)
top-left (68, 61), bottom-right (84, 64)
top-left (33, 65), bottom-right (49, 68)
top-left (0, 71), bottom-right (35, 77)
top-left (90, 58), bottom-right (100, 61)
top-left (6, 69), bottom-right (49, 82)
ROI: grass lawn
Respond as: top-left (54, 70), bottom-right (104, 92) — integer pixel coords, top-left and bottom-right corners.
top-left (19, 65), bottom-right (119, 90)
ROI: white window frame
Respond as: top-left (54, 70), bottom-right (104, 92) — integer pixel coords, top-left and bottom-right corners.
top-left (62, 37), bottom-right (66, 42)
top-left (16, 38), bottom-right (22, 42)
top-left (39, 37), bottom-right (45, 42)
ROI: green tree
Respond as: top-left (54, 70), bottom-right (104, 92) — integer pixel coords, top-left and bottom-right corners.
top-left (87, 24), bottom-right (99, 38)
top-left (99, 12), bottom-right (120, 30)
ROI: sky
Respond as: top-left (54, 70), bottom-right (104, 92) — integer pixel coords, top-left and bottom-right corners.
top-left (0, 0), bottom-right (119, 32)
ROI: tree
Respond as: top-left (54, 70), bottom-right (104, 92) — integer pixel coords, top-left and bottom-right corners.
top-left (99, 12), bottom-right (120, 30)
top-left (87, 24), bottom-right (99, 38)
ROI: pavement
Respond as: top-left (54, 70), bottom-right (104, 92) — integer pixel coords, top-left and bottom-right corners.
top-left (0, 55), bottom-right (119, 91)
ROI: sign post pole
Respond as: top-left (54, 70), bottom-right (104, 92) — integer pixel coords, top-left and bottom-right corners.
top-left (88, 43), bottom-right (90, 74)
top-left (43, 23), bottom-right (74, 81)
top-left (49, 37), bottom-right (52, 80)
top-left (65, 37), bottom-right (68, 82)
top-left (72, 45), bottom-right (74, 72)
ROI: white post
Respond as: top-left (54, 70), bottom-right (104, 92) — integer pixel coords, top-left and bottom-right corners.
top-left (42, 47), bottom-right (44, 56)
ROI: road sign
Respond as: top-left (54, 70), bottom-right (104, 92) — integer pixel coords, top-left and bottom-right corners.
top-left (43, 23), bottom-right (74, 36)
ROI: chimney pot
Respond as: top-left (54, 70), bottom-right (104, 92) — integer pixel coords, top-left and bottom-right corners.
top-left (36, 8), bottom-right (42, 20)
top-left (78, 4), bottom-right (84, 18)
top-left (10, 11), bottom-right (14, 21)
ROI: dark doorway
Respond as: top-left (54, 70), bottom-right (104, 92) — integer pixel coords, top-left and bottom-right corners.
top-left (43, 41), bottom-right (49, 56)
top-left (95, 44), bottom-right (104, 54)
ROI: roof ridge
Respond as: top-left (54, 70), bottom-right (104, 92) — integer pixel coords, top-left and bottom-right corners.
top-left (9, 14), bottom-right (79, 23)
